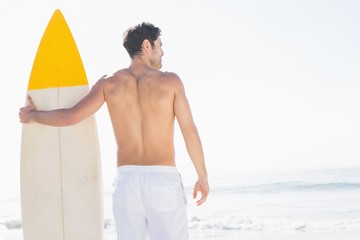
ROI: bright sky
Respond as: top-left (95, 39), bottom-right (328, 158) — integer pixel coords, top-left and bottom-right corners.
top-left (1, 0), bottom-right (360, 197)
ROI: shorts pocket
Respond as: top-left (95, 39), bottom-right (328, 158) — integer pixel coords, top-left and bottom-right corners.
top-left (151, 183), bottom-right (178, 212)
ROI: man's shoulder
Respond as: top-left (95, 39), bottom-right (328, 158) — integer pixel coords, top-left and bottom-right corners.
top-left (113, 69), bottom-right (132, 78)
top-left (101, 69), bottom-right (131, 84)
top-left (161, 71), bottom-right (180, 79)
top-left (92, 70), bottom-right (130, 91)
top-left (159, 71), bottom-right (183, 87)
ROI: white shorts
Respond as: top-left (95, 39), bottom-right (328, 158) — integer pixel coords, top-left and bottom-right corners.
top-left (112, 165), bottom-right (188, 240)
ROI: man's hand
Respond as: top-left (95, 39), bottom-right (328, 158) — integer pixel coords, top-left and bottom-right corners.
top-left (19, 95), bottom-right (37, 123)
top-left (193, 178), bottom-right (209, 206)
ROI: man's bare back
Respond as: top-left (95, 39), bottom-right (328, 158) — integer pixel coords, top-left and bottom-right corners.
top-left (19, 22), bottom-right (208, 208)
top-left (104, 67), bottom-right (179, 167)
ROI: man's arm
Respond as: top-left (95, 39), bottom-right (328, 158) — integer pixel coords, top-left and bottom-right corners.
top-left (19, 76), bottom-right (107, 126)
top-left (173, 74), bottom-right (209, 206)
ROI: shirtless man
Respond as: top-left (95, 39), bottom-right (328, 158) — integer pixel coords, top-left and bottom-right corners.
top-left (19, 22), bottom-right (208, 239)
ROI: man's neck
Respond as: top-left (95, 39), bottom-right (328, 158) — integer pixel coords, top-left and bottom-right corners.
top-left (129, 56), bottom-right (154, 76)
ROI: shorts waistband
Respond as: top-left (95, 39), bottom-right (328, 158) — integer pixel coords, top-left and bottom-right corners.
top-left (117, 165), bottom-right (178, 174)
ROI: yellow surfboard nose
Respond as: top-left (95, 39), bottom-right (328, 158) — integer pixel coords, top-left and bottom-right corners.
top-left (28, 9), bottom-right (88, 90)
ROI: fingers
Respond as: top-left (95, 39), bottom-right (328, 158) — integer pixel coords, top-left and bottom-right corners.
top-left (196, 196), bottom-right (206, 206)
top-left (26, 96), bottom-right (36, 110)
top-left (193, 180), bottom-right (209, 206)
top-left (193, 187), bottom-right (198, 200)
top-left (18, 107), bottom-right (27, 123)
top-left (26, 95), bottom-right (36, 108)
top-left (19, 95), bottom-right (37, 123)
top-left (99, 74), bottom-right (107, 80)
top-left (196, 188), bottom-right (209, 206)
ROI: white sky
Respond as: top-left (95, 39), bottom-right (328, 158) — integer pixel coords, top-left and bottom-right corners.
top-left (1, 0), bottom-right (360, 197)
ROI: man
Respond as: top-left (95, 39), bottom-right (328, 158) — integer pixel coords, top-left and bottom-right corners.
top-left (19, 22), bottom-right (209, 239)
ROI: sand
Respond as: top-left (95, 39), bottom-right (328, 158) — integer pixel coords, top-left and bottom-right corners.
top-left (103, 229), bottom-right (360, 240)
top-left (2, 229), bottom-right (359, 240)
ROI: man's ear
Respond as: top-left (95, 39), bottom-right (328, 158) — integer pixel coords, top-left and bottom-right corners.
top-left (142, 39), bottom-right (151, 52)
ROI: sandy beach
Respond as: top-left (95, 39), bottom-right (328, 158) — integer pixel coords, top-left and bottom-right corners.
top-left (2, 228), bottom-right (360, 240)
top-left (236, 231), bottom-right (360, 240)
top-left (103, 229), bottom-right (360, 240)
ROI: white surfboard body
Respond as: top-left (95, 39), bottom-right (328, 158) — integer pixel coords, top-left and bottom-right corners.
top-left (20, 9), bottom-right (103, 240)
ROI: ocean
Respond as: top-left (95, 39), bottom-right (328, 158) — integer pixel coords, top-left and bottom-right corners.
top-left (1, 166), bottom-right (360, 239)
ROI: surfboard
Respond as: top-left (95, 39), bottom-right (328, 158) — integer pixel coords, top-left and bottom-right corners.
top-left (20, 9), bottom-right (104, 240)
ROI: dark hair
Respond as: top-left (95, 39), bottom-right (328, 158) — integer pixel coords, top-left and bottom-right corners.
top-left (123, 22), bottom-right (162, 58)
